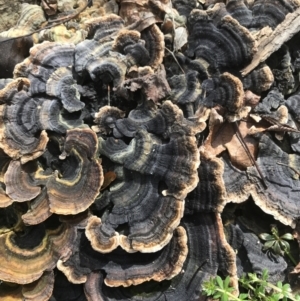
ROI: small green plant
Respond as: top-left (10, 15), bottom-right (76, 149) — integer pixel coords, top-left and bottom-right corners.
top-left (202, 269), bottom-right (300, 301)
top-left (259, 225), bottom-right (297, 266)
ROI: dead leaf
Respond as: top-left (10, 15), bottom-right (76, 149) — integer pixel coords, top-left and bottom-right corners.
top-left (174, 27), bottom-right (188, 52)
top-left (101, 171), bottom-right (117, 191)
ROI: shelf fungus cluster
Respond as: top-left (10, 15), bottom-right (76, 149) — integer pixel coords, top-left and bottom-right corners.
top-left (1, 0), bottom-right (300, 300)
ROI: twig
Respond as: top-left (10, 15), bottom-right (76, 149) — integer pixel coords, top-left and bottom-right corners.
top-left (165, 47), bottom-right (185, 74)
top-left (0, 0), bottom-right (92, 43)
top-left (232, 121), bottom-right (268, 189)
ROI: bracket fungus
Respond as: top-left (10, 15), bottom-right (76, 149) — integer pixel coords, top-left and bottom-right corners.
top-left (2, 0), bottom-right (300, 299)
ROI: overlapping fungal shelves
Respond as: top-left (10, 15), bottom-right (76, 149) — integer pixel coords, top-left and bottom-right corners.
top-left (1, 0), bottom-right (300, 300)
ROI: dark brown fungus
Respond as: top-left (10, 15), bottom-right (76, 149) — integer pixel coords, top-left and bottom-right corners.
top-left (75, 15), bottom-right (124, 77)
top-left (0, 222), bottom-right (76, 284)
top-left (5, 129), bottom-right (103, 216)
top-left (187, 11), bottom-right (256, 72)
top-left (242, 65), bottom-right (274, 94)
top-left (119, 65), bottom-right (171, 103)
top-left (201, 72), bottom-right (249, 121)
top-left (92, 106), bottom-right (125, 135)
top-left (225, 223), bottom-right (287, 282)
top-left (104, 226), bottom-right (187, 287)
top-left (222, 133), bottom-right (300, 227)
top-left (86, 55), bottom-right (127, 87)
top-left (250, 0), bottom-right (300, 29)
top-left (83, 214), bottom-right (236, 301)
top-left (4, 160), bottom-right (42, 203)
top-left (99, 128), bottom-right (200, 199)
top-left (0, 78), bottom-right (30, 104)
top-left (0, 271), bottom-right (54, 301)
top-left (141, 25), bottom-right (165, 69)
top-left (22, 188), bottom-right (52, 225)
top-left (13, 42), bottom-right (75, 97)
top-left (112, 29), bottom-right (151, 66)
top-left (46, 67), bottom-right (84, 113)
top-left (226, 0), bottom-right (252, 28)
top-left (47, 128), bottom-right (103, 215)
top-left (185, 155), bottom-right (226, 214)
top-left (84, 14), bottom-right (124, 41)
top-left (0, 93), bottom-right (49, 162)
top-left (168, 70), bottom-right (202, 111)
top-left (113, 100), bottom-right (206, 138)
top-left (286, 91), bottom-right (300, 123)
top-left (85, 168), bottom-right (184, 253)
top-left (60, 226), bottom-right (188, 287)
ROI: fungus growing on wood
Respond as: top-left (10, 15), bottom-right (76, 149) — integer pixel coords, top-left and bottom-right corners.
top-left (0, 221), bottom-right (76, 284)
top-left (0, 271), bottom-right (54, 301)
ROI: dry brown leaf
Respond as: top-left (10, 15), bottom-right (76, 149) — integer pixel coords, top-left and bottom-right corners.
top-left (202, 118), bottom-right (258, 170)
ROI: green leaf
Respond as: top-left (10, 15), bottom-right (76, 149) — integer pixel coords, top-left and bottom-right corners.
top-left (216, 276), bottom-right (224, 289)
top-left (239, 293), bottom-right (249, 300)
top-left (259, 233), bottom-right (275, 241)
top-left (221, 294), bottom-right (228, 301)
top-left (224, 276), bottom-right (230, 289)
top-left (213, 292), bottom-right (222, 299)
top-left (279, 240), bottom-right (290, 252)
top-left (273, 241), bottom-right (282, 255)
top-left (263, 240), bottom-right (275, 250)
top-left (280, 233), bottom-right (294, 240)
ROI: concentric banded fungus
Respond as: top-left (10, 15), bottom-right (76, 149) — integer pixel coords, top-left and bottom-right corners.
top-left (118, 0), bottom-right (170, 25)
top-left (75, 15), bottom-right (124, 76)
top-left (250, 0), bottom-right (300, 29)
top-left (242, 65), bottom-right (274, 94)
top-left (222, 133), bottom-right (300, 227)
top-left (168, 70), bottom-right (202, 113)
top-left (99, 128), bottom-right (199, 199)
top-left (5, 129), bottom-right (103, 215)
top-left (226, 0), bottom-right (252, 28)
top-left (85, 14), bottom-right (124, 41)
top-left (201, 72), bottom-right (249, 121)
top-left (46, 67), bottom-right (84, 112)
top-left (119, 65), bottom-right (171, 103)
top-left (92, 106), bottom-right (125, 134)
top-left (187, 11), bottom-right (256, 71)
top-left (47, 128), bottom-right (103, 215)
top-left (83, 214), bottom-right (236, 301)
top-left (22, 188), bottom-right (52, 225)
top-left (185, 155), bottom-right (226, 214)
top-left (225, 223), bottom-right (287, 281)
top-left (14, 41), bottom-right (75, 97)
top-left (86, 55), bottom-right (127, 87)
top-left (61, 226), bottom-right (188, 287)
top-left (0, 77), bottom-right (30, 104)
top-left (0, 89), bottom-right (49, 161)
top-left (85, 169), bottom-right (184, 253)
top-left (286, 91), bottom-right (300, 122)
top-left (0, 222), bottom-right (75, 284)
top-left (0, 4), bottom-right (46, 38)
top-left (113, 100), bottom-right (205, 138)
top-left (112, 29), bottom-right (150, 66)
top-left (141, 25), bottom-right (165, 69)
top-left (5, 160), bottom-right (42, 203)
top-left (0, 271), bottom-right (54, 301)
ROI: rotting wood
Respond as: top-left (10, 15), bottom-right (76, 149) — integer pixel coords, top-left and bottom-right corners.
top-left (241, 7), bottom-right (300, 76)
